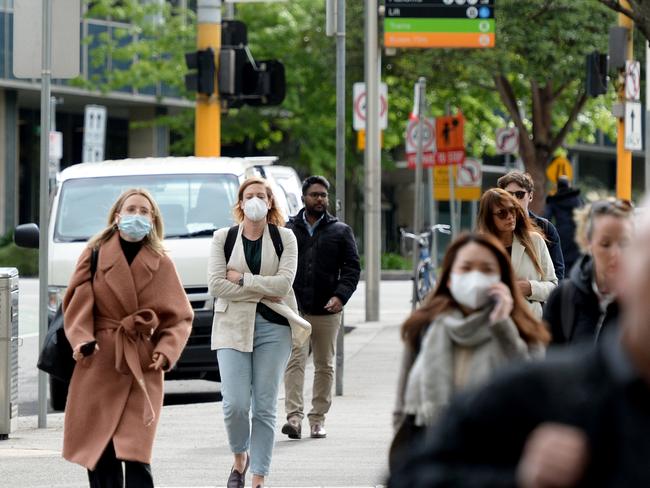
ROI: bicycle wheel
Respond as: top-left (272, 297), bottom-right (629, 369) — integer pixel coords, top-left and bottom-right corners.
top-left (415, 262), bottom-right (435, 303)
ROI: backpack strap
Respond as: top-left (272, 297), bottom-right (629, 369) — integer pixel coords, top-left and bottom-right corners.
top-left (223, 225), bottom-right (239, 263)
top-left (268, 223), bottom-right (284, 258)
top-left (223, 224), bottom-right (283, 263)
top-left (560, 281), bottom-right (576, 343)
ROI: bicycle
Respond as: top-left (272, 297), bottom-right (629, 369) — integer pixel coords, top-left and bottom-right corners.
top-left (401, 224), bottom-right (451, 305)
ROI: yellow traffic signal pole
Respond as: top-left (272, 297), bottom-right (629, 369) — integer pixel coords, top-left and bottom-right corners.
top-left (196, 0), bottom-right (221, 156)
top-left (617, 1), bottom-right (633, 201)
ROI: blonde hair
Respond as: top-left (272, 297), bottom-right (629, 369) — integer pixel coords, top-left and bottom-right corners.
top-left (233, 177), bottom-right (285, 227)
top-left (87, 188), bottom-right (166, 256)
top-left (574, 198), bottom-right (633, 254)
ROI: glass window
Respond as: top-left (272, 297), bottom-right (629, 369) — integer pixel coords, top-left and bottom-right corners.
top-left (54, 173), bottom-right (239, 241)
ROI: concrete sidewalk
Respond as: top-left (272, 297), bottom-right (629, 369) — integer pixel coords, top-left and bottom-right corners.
top-left (0, 319), bottom-right (404, 487)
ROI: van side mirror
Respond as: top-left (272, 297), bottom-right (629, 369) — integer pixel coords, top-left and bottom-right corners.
top-left (14, 223), bottom-right (40, 249)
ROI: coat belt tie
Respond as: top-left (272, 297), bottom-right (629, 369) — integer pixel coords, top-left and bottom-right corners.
top-left (96, 309), bottom-right (160, 427)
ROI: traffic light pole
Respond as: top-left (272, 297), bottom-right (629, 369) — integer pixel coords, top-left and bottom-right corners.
top-left (616, 1), bottom-right (633, 201)
top-left (196, 0), bottom-right (221, 156)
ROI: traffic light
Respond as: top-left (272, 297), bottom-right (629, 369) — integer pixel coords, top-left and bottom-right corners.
top-left (185, 48), bottom-right (216, 96)
top-left (586, 51), bottom-right (608, 97)
top-left (242, 60), bottom-right (286, 106)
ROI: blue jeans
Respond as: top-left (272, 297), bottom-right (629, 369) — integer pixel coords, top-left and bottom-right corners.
top-left (217, 314), bottom-right (292, 477)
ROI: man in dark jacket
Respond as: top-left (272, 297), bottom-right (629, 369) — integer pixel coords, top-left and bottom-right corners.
top-left (282, 175), bottom-right (360, 440)
top-left (543, 253), bottom-right (619, 345)
top-left (389, 202), bottom-right (650, 488)
top-left (545, 176), bottom-right (583, 273)
top-left (498, 171), bottom-right (565, 280)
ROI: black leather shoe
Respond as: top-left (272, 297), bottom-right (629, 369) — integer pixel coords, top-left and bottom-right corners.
top-left (281, 418), bottom-right (302, 439)
top-left (226, 453), bottom-right (249, 488)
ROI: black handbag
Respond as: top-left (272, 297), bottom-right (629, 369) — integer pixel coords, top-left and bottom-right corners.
top-left (37, 248), bottom-right (99, 382)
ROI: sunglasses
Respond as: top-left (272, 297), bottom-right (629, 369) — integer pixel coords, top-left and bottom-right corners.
top-left (493, 207), bottom-right (517, 220)
top-left (590, 199), bottom-right (633, 216)
top-left (507, 190), bottom-right (527, 200)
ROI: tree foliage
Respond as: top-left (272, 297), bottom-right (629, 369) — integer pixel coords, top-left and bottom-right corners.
top-left (75, 0), bottom-right (618, 209)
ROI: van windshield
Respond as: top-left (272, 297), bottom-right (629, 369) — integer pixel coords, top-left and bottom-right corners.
top-left (54, 174), bottom-right (239, 242)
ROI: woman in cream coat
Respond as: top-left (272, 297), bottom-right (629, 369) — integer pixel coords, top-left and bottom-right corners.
top-left (477, 188), bottom-right (557, 319)
top-left (208, 177), bottom-right (310, 488)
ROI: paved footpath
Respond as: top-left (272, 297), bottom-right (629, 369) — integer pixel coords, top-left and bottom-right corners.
top-left (1, 281), bottom-right (412, 487)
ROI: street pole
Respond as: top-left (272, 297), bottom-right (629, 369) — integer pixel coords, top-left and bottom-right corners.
top-left (616, 1), bottom-right (633, 201)
top-left (334, 0), bottom-right (346, 396)
top-left (364, 0), bottom-right (380, 322)
top-left (646, 41), bottom-right (650, 195)
top-left (196, 0), bottom-right (221, 156)
top-left (411, 78), bottom-right (426, 310)
top-left (38, 0), bottom-right (53, 429)
top-left (224, 0), bottom-right (235, 20)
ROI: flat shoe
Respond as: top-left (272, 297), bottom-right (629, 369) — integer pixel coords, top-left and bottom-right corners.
top-left (226, 452), bottom-right (249, 488)
top-left (310, 423), bottom-right (327, 438)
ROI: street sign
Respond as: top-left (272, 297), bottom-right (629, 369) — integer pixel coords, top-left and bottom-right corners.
top-left (456, 157), bottom-right (482, 188)
top-left (546, 156), bottom-right (573, 184)
top-left (405, 116), bottom-right (437, 168)
top-left (624, 101), bottom-right (643, 151)
top-left (13, 0), bottom-right (80, 79)
top-left (625, 60), bottom-right (641, 101)
top-left (353, 82), bottom-right (388, 131)
top-left (434, 113), bottom-right (465, 165)
top-left (384, 0), bottom-right (495, 49)
top-left (495, 127), bottom-right (519, 154)
top-left (49, 131), bottom-right (63, 161)
top-left (83, 105), bottom-right (107, 163)
top-left (432, 163), bottom-right (481, 201)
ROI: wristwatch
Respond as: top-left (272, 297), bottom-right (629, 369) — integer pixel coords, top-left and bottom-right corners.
top-left (238, 275), bottom-right (244, 286)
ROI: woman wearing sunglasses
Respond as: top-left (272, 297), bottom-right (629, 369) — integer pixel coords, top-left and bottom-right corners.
top-left (477, 188), bottom-right (557, 319)
top-left (543, 199), bottom-right (633, 345)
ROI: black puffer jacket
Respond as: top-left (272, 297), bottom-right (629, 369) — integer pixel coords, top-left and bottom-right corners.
top-left (286, 209), bottom-right (361, 315)
top-left (543, 254), bottom-right (619, 345)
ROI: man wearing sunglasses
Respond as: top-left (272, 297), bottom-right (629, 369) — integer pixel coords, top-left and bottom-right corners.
top-left (497, 171), bottom-right (565, 280)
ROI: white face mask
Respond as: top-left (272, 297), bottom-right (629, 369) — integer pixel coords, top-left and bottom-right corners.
top-left (243, 197), bottom-right (269, 222)
top-left (449, 271), bottom-right (501, 310)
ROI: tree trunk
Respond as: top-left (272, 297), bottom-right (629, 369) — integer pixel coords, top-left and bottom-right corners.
top-left (494, 74), bottom-right (588, 214)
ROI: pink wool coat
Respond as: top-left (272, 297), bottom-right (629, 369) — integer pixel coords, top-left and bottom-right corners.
top-left (62, 233), bottom-right (193, 470)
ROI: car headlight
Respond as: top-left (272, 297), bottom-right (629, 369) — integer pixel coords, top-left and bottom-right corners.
top-left (48, 286), bottom-right (67, 314)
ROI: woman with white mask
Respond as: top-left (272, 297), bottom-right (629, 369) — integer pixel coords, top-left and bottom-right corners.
top-left (390, 233), bottom-right (549, 473)
top-left (208, 177), bottom-right (310, 488)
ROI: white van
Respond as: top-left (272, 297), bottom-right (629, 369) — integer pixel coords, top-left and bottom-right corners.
top-left (40, 156), bottom-right (302, 407)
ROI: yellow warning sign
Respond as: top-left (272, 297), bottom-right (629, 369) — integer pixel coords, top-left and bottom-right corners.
top-left (432, 166), bottom-right (481, 201)
top-left (546, 156), bottom-right (573, 184)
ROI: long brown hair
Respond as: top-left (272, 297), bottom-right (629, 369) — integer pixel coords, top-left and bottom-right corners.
top-left (401, 232), bottom-right (550, 350)
top-left (477, 188), bottom-right (544, 276)
top-left (87, 188), bottom-right (166, 256)
top-left (233, 177), bottom-right (285, 227)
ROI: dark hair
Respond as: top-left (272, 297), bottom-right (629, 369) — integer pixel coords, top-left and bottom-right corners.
top-left (497, 171), bottom-right (535, 194)
top-left (401, 232), bottom-right (550, 350)
top-left (302, 175), bottom-right (330, 195)
top-left (477, 188), bottom-right (544, 276)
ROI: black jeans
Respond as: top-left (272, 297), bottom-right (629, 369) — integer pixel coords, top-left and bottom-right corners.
top-left (87, 440), bottom-right (153, 488)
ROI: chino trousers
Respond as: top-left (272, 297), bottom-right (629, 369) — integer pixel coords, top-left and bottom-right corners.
top-left (87, 440), bottom-right (153, 488)
top-left (217, 314), bottom-right (292, 477)
top-left (284, 312), bottom-right (341, 425)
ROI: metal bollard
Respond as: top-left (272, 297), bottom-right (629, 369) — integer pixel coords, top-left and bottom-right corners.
top-left (0, 268), bottom-right (19, 440)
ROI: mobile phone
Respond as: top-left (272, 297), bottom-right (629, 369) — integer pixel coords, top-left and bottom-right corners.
top-left (80, 341), bottom-right (97, 357)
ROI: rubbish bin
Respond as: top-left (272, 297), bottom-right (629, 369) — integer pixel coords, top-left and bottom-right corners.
top-left (0, 268), bottom-right (19, 440)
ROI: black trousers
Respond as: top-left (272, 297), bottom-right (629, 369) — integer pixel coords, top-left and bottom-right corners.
top-left (87, 440), bottom-right (153, 488)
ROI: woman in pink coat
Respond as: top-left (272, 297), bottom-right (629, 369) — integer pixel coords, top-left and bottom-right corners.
top-left (62, 188), bottom-right (193, 487)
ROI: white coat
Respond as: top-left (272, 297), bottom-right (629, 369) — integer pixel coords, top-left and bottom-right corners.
top-left (207, 224), bottom-right (311, 352)
top-left (511, 232), bottom-right (558, 319)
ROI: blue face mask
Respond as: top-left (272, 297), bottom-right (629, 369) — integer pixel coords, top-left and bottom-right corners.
top-left (118, 214), bottom-right (152, 241)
